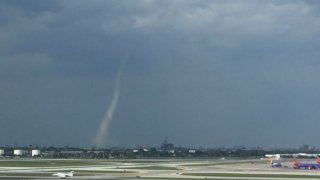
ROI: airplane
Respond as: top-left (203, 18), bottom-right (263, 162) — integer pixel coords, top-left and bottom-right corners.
top-left (293, 158), bottom-right (320, 170)
top-left (52, 171), bottom-right (74, 179)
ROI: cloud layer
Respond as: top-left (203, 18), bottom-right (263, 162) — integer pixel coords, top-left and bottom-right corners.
top-left (1, 0), bottom-right (320, 148)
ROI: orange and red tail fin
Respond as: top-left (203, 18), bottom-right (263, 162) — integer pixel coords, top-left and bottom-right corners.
top-left (293, 159), bottom-right (300, 165)
top-left (316, 156), bottom-right (320, 163)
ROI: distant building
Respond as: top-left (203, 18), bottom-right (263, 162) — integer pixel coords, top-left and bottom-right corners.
top-left (161, 136), bottom-right (174, 150)
top-left (142, 148), bottom-right (148, 152)
top-left (265, 154), bottom-right (280, 160)
top-left (299, 145), bottom-right (314, 151)
top-left (14, 149), bottom-right (23, 156)
top-left (0, 149), bottom-right (4, 156)
top-left (32, 150), bottom-right (41, 157)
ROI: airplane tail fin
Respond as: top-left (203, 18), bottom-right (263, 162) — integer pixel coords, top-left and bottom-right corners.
top-left (316, 156), bottom-right (320, 163)
top-left (293, 159), bottom-right (300, 166)
top-left (66, 171), bottom-right (74, 177)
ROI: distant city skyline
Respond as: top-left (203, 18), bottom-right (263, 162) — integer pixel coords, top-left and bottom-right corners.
top-left (1, 0), bottom-right (320, 148)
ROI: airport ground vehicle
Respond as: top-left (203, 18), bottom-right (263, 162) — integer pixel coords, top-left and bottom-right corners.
top-left (271, 162), bottom-right (282, 167)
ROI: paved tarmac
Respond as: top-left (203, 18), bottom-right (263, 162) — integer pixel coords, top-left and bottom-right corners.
top-left (0, 158), bottom-right (320, 179)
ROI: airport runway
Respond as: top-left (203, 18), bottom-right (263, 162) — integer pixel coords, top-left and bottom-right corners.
top-left (0, 158), bottom-right (320, 179)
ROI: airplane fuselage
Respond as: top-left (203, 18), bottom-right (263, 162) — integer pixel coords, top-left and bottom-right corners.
top-left (294, 163), bottom-right (320, 170)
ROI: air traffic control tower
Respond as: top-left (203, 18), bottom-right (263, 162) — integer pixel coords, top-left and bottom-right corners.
top-left (161, 136), bottom-right (174, 150)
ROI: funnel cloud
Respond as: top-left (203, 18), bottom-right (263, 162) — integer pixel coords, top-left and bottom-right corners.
top-left (95, 60), bottom-right (126, 147)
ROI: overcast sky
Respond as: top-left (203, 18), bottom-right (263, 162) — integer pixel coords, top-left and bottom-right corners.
top-left (1, 0), bottom-right (320, 148)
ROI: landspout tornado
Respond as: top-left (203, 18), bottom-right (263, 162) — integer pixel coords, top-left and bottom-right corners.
top-left (95, 60), bottom-right (126, 147)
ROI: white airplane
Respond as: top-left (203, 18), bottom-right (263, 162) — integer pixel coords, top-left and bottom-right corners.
top-left (52, 171), bottom-right (74, 179)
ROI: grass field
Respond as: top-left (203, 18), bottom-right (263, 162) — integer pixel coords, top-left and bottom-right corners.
top-left (0, 159), bottom-right (100, 167)
top-left (0, 158), bottom-right (317, 179)
top-left (120, 165), bottom-right (180, 170)
top-left (183, 172), bottom-right (320, 179)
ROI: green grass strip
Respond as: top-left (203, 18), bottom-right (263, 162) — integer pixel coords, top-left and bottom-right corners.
top-left (183, 172), bottom-right (320, 178)
top-left (0, 160), bottom-right (99, 167)
top-left (75, 170), bottom-right (136, 173)
top-left (121, 166), bottom-right (179, 170)
top-left (0, 172), bottom-right (51, 177)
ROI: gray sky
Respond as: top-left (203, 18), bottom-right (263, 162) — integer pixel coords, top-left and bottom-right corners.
top-left (1, 0), bottom-right (320, 148)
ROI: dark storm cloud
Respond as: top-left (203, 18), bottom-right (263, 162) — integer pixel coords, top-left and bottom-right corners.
top-left (1, 0), bottom-right (320, 147)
